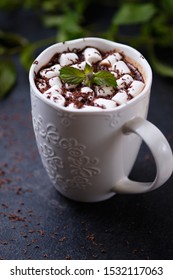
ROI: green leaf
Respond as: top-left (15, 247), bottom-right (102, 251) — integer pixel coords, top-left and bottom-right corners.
top-left (53, 9), bottom-right (85, 41)
top-left (20, 37), bottom-right (56, 70)
top-left (0, 30), bottom-right (27, 49)
top-left (60, 65), bottom-right (117, 87)
top-left (84, 63), bottom-right (93, 74)
top-left (0, 58), bottom-right (16, 99)
top-left (43, 15), bottom-right (64, 28)
top-left (161, 0), bottom-right (173, 16)
top-left (148, 46), bottom-right (173, 77)
top-left (0, 46), bottom-right (6, 55)
top-left (151, 55), bottom-right (173, 77)
top-left (93, 71), bottom-right (117, 87)
top-left (20, 44), bottom-right (35, 70)
top-left (113, 3), bottom-right (157, 25)
top-left (59, 66), bottom-right (85, 84)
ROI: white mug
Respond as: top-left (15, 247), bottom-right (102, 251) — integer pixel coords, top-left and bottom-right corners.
top-left (29, 37), bottom-right (173, 202)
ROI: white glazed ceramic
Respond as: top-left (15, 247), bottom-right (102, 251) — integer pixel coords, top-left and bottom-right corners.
top-left (29, 37), bottom-right (173, 202)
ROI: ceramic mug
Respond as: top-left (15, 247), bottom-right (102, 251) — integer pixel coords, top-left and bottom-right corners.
top-left (29, 37), bottom-right (173, 202)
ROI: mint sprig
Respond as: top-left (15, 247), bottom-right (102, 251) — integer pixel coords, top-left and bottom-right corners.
top-left (94, 71), bottom-right (117, 87)
top-left (59, 63), bottom-right (117, 87)
top-left (59, 66), bottom-right (85, 84)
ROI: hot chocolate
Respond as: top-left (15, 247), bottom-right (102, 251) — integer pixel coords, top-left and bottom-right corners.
top-left (35, 47), bottom-right (145, 110)
top-left (30, 38), bottom-right (173, 201)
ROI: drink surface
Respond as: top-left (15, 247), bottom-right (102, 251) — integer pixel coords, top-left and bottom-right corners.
top-left (35, 47), bottom-right (145, 110)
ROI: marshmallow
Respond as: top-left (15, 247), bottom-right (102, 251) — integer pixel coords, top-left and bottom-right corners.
top-left (36, 79), bottom-right (47, 91)
top-left (65, 91), bottom-right (73, 98)
top-left (67, 103), bottom-right (102, 111)
top-left (128, 80), bottom-right (145, 97)
top-left (44, 84), bottom-right (62, 96)
top-left (50, 93), bottom-right (65, 106)
top-left (116, 74), bottom-right (133, 89)
top-left (83, 47), bottom-right (102, 65)
top-left (40, 64), bottom-right (61, 79)
top-left (72, 61), bottom-right (86, 70)
top-left (65, 83), bottom-right (77, 90)
top-left (113, 61), bottom-right (131, 74)
top-left (100, 53), bottom-right (122, 67)
top-left (81, 106), bottom-right (102, 111)
top-left (59, 52), bottom-right (78, 66)
top-left (49, 76), bottom-right (62, 87)
top-left (66, 103), bottom-right (76, 110)
top-left (43, 85), bottom-right (65, 106)
top-left (94, 98), bottom-right (116, 109)
top-left (81, 87), bottom-right (95, 101)
top-left (112, 90), bottom-right (128, 105)
top-left (111, 71), bottom-right (118, 79)
top-left (81, 87), bottom-right (94, 94)
top-left (95, 86), bottom-right (114, 97)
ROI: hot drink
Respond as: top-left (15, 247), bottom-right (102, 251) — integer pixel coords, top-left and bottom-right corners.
top-left (35, 47), bottom-right (145, 110)
top-left (29, 38), bottom-right (173, 202)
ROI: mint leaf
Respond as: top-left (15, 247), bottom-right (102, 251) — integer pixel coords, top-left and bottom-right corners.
top-left (94, 71), bottom-right (117, 87)
top-left (84, 63), bottom-right (93, 74)
top-left (83, 63), bottom-right (94, 87)
top-left (59, 65), bottom-right (117, 87)
top-left (60, 66), bottom-right (85, 84)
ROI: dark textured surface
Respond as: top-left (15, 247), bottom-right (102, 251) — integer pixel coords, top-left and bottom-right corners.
top-left (1, 10), bottom-right (173, 260)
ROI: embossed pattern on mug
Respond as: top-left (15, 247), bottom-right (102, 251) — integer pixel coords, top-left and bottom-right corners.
top-left (33, 115), bottom-right (101, 192)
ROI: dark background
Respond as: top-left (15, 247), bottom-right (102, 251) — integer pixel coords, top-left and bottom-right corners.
top-left (1, 7), bottom-right (173, 260)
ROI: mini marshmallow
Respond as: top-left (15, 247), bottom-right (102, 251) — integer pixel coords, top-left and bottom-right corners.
top-left (65, 83), bottom-right (77, 90)
top-left (128, 80), bottom-right (145, 97)
top-left (83, 47), bottom-right (102, 65)
top-left (110, 71), bottom-right (118, 79)
top-left (49, 76), bottom-right (62, 87)
top-left (116, 74), bottom-right (133, 89)
top-left (94, 98), bottom-right (117, 109)
top-left (100, 53), bottom-right (122, 67)
top-left (65, 91), bottom-right (73, 98)
top-left (36, 79), bottom-right (47, 91)
top-left (66, 103), bottom-right (76, 110)
top-left (113, 61), bottom-right (131, 75)
top-left (44, 84), bottom-right (62, 96)
top-left (112, 90), bottom-right (128, 105)
top-left (81, 87), bottom-right (94, 94)
top-left (40, 64), bottom-right (61, 79)
top-left (72, 61), bottom-right (86, 70)
top-left (80, 105), bottom-right (102, 111)
top-left (81, 87), bottom-right (95, 101)
top-left (66, 103), bottom-right (101, 111)
top-left (95, 86), bottom-right (114, 97)
top-left (50, 93), bottom-right (65, 106)
top-left (59, 52), bottom-right (78, 66)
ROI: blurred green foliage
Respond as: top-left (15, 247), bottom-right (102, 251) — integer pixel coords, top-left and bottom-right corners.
top-left (1, 0), bottom-right (173, 98)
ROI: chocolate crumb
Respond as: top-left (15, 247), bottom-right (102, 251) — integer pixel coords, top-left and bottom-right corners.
top-left (0, 241), bottom-right (8, 245)
top-left (37, 229), bottom-right (45, 236)
top-left (59, 236), bottom-right (66, 242)
top-left (9, 214), bottom-right (25, 222)
top-left (66, 255), bottom-right (72, 260)
top-left (1, 203), bottom-right (8, 208)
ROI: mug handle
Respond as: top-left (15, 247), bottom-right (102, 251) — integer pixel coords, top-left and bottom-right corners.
top-left (112, 117), bottom-right (173, 194)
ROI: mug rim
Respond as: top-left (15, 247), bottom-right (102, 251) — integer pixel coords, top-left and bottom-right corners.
top-left (29, 37), bottom-right (152, 115)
